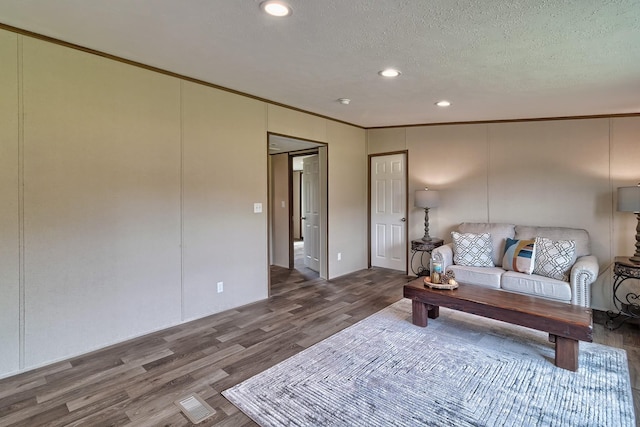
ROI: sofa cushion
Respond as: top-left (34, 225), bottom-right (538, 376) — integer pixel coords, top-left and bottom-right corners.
top-left (451, 232), bottom-right (494, 267)
top-left (501, 271), bottom-right (572, 302)
top-left (459, 223), bottom-right (515, 266)
top-left (515, 225), bottom-right (590, 258)
top-left (532, 237), bottom-right (576, 281)
top-left (447, 265), bottom-right (504, 289)
top-left (502, 238), bottom-right (536, 274)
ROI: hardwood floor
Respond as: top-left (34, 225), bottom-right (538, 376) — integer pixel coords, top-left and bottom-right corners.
top-left (0, 267), bottom-right (638, 426)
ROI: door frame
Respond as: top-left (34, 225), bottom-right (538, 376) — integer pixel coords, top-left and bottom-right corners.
top-left (267, 132), bottom-right (328, 288)
top-left (367, 150), bottom-right (409, 273)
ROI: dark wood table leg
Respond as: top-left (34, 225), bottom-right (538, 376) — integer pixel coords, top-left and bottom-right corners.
top-left (555, 336), bottom-right (579, 371)
top-left (412, 300), bottom-right (428, 327)
top-left (428, 305), bottom-right (439, 319)
top-left (411, 300), bottom-right (440, 327)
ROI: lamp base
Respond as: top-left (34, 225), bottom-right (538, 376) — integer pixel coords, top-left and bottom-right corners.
top-left (632, 213), bottom-right (640, 264)
top-left (421, 208), bottom-right (433, 243)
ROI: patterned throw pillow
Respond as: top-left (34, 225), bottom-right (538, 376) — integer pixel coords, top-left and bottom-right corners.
top-left (533, 237), bottom-right (576, 281)
top-left (451, 232), bottom-right (494, 267)
top-left (502, 238), bottom-right (536, 274)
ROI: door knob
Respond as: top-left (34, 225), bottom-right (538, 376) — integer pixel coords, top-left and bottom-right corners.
top-left (400, 218), bottom-right (406, 222)
top-left (301, 217), bottom-right (307, 220)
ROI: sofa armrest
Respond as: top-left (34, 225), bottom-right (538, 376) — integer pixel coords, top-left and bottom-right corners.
top-left (432, 244), bottom-right (454, 271)
top-left (570, 255), bottom-right (599, 307)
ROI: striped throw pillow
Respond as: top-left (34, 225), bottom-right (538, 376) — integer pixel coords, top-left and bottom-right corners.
top-left (502, 238), bottom-right (536, 274)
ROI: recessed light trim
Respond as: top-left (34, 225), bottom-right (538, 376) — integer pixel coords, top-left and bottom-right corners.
top-left (378, 69), bottom-right (401, 78)
top-left (435, 100), bottom-right (451, 107)
top-left (338, 98), bottom-right (351, 105)
top-left (260, 1), bottom-right (292, 17)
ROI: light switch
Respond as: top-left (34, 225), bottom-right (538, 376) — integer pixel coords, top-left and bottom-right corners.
top-left (253, 203), bottom-right (262, 213)
top-left (281, 201), bottom-right (286, 208)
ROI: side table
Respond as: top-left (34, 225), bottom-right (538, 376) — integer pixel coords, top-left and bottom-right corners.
top-left (410, 238), bottom-right (444, 276)
top-left (606, 256), bottom-right (640, 330)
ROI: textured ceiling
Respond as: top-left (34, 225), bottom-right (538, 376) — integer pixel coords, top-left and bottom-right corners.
top-left (269, 134), bottom-right (323, 154)
top-left (0, 0), bottom-right (638, 127)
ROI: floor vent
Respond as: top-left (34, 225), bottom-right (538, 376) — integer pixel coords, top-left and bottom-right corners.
top-left (175, 393), bottom-right (216, 424)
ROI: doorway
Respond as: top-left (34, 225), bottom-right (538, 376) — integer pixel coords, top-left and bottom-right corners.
top-left (369, 152), bottom-right (408, 273)
top-left (268, 134), bottom-right (328, 286)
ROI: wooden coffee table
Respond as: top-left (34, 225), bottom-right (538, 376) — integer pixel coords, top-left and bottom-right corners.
top-left (403, 279), bottom-right (593, 371)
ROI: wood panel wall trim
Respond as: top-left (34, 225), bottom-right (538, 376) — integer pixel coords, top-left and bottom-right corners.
top-left (367, 113), bottom-right (640, 129)
top-left (17, 32), bottom-right (25, 371)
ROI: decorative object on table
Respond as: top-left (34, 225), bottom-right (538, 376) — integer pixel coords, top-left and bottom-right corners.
top-left (223, 299), bottom-right (634, 427)
top-left (423, 270), bottom-right (455, 282)
top-left (414, 187), bottom-right (439, 241)
top-left (410, 238), bottom-right (443, 276)
top-left (606, 256), bottom-right (640, 330)
top-left (424, 270), bottom-right (458, 289)
top-left (423, 276), bottom-right (458, 289)
top-left (442, 270), bottom-right (456, 284)
top-left (617, 183), bottom-right (640, 263)
top-left (430, 256), bottom-right (443, 284)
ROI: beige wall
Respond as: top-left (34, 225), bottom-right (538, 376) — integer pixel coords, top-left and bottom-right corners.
top-left (0, 30), bottom-right (19, 375)
top-left (267, 105), bottom-right (327, 143)
top-left (367, 127), bottom-right (407, 154)
top-left (181, 82), bottom-right (268, 321)
top-left (369, 117), bottom-right (640, 311)
top-left (0, 29), bottom-right (368, 378)
top-left (328, 121), bottom-right (368, 277)
top-left (22, 37), bottom-right (183, 368)
top-left (270, 153), bottom-right (290, 268)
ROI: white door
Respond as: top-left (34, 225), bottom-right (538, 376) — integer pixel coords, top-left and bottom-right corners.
top-left (302, 155), bottom-right (320, 272)
top-left (292, 170), bottom-right (302, 240)
top-left (371, 153), bottom-right (407, 271)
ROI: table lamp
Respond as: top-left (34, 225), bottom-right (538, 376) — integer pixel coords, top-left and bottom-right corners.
top-left (414, 188), bottom-right (439, 241)
top-left (618, 183), bottom-right (640, 263)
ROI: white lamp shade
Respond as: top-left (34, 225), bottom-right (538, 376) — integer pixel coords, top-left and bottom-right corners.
top-left (618, 185), bottom-right (640, 213)
top-left (415, 189), bottom-right (439, 208)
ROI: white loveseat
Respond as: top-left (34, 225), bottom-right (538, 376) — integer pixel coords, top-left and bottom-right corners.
top-left (431, 223), bottom-right (599, 307)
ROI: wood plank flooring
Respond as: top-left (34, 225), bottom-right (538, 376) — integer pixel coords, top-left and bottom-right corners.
top-left (0, 266), bottom-right (638, 426)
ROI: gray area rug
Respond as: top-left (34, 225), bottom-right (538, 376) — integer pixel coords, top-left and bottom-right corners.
top-left (223, 299), bottom-right (635, 426)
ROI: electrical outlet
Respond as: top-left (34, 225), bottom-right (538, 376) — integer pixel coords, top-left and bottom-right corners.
top-left (337, 252), bottom-right (342, 261)
top-left (253, 203), bottom-right (262, 213)
top-left (217, 281), bottom-right (224, 293)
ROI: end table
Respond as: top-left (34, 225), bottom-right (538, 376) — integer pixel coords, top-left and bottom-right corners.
top-left (411, 238), bottom-right (444, 277)
top-left (606, 256), bottom-right (640, 330)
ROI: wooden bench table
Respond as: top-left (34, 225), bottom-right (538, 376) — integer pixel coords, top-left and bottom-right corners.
top-left (403, 279), bottom-right (593, 371)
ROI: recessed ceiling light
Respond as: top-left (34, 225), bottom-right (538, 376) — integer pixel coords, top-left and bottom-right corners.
top-left (378, 69), bottom-right (401, 78)
top-left (260, 1), bottom-right (292, 17)
top-left (435, 100), bottom-right (451, 107)
top-left (338, 98), bottom-right (351, 105)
